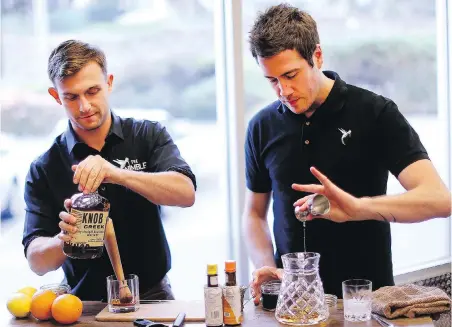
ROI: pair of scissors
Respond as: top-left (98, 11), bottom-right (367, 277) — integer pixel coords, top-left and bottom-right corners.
top-left (133, 312), bottom-right (186, 327)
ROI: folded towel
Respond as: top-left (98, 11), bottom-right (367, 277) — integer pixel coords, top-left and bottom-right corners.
top-left (372, 284), bottom-right (451, 319)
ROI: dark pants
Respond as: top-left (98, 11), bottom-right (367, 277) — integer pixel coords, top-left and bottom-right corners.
top-left (141, 275), bottom-right (175, 300)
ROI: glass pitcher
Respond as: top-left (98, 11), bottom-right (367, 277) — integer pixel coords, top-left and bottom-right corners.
top-left (275, 252), bottom-right (329, 325)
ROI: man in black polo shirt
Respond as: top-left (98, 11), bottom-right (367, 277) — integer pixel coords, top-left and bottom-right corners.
top-left (244, 4), bottom-right (451, 300)
top-left (22, 40), bottom-right (196, 300)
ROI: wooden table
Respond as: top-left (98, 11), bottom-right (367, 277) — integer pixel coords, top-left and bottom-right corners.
top-left (3, 300), bottom-right (436, 327)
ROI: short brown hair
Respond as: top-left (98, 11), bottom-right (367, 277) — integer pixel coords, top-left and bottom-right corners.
top-left (249, 3), bottom-right (320, 67)
top-left (48, 40), bottom-right (107, 83)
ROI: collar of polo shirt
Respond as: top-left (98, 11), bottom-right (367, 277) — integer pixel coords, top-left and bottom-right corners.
top-left (63, 111), bottom-right (125, 155)
top-left (277, 71), bottom-right (348, 122)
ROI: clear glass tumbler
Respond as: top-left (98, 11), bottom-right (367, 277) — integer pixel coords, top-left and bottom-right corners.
top-left (107, 274), bottom-right (140, 313)
top-left (342, 279), bottom-right (372, 322)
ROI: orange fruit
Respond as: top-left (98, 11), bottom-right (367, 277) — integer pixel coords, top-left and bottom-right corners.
top-left (30, 289), bottom-right (57, 321)
top-left (51, 294), bottom-right (83, 325)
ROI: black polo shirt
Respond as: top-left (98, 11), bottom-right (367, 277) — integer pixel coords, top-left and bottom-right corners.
top-left (23, 111), bottom-right (196, 300)
top-left (245, 71), bottom-right (429, 297)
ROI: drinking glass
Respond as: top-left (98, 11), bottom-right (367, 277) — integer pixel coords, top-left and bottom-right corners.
top-left (107, 274), bottom-right (140, 313)
top-left (342, 279), bottom-right (372, 322)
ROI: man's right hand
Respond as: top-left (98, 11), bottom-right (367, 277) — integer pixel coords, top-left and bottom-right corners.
top-left (57, 199), bottom-right (77, 243)
top-left (251, 266), bottom-right (283, 305)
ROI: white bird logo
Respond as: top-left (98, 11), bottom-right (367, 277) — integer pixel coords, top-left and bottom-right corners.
top-left (113, 157), bottom-right (130, 169)
top-left (338, 128), bottom-right (352, 145)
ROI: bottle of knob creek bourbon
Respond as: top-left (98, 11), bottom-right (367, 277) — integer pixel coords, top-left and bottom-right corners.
top-left (63, 191), bottom-right (110, 259)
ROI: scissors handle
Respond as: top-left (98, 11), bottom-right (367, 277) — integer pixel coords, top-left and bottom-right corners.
top-left (372, 314), bottom-right (394, 327)
top-left (133, 318), bottom-right (168, 327)
top-left (173, 312), bottom-right (186, 327)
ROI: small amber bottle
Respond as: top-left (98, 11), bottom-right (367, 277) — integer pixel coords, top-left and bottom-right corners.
top-left (204, 264), bottom-right (223, 327)
top-left (225, 261), bottom-right (237, 286)
top-left (223, 260), bottom-right (243, 326)
top-left (207, 264), bottom-right (219, 287)
top-left (63, 192), bottom-right (110, 259)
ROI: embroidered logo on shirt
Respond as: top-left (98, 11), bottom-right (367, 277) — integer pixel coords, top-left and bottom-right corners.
top-left (112, 157), bottom-right (147, 171)
top-left (338, 128), bottom-right (352, 145)
top-left (113, 157), bottom-right (129, 169)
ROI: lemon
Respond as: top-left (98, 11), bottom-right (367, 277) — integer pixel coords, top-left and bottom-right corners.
top-left (17, 286), bottom-right (37, 298)
top-left (6, 292), bottom-right (32, 318)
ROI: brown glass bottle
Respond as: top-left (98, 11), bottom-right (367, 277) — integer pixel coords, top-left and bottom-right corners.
top-left (223, 260), bottom-right (242, 326)
top-left (205, 264), bottom-right (223, 327)
top-left (225, 261), bottom-right (237, 286)
top-left (63, 192), bottom-right (110, 259)
top-left (207, 264), bottom-right (219, 287)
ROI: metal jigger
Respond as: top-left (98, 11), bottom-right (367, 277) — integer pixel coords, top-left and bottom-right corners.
top-left (294, 194), bottom-right (331, 222)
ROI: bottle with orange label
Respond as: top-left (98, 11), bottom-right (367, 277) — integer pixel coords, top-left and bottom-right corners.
top-left (222, 260), bottom-right (243, 326)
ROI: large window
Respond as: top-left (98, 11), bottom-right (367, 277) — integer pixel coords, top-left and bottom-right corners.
top-left (242, 0), bottom-right (450, 275)
top-left (0, 0), bottom-right (226, 302)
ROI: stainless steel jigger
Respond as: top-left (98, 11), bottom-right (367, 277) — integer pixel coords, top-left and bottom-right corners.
top-left (294, 194), bottom-right (331, 222)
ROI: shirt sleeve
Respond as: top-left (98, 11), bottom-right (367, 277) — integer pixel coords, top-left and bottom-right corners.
top-left (22, 161), bottom-right (60, 257)
top-left (147, 122), bottom-right (197, 190)
top-left (376, 100), bottom-right (430, 177)
top-left (245, 123), bottom-right (272, 193)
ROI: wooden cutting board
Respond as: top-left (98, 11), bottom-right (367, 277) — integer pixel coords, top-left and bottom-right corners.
top-left (95, 300), bottom-right (205, 322)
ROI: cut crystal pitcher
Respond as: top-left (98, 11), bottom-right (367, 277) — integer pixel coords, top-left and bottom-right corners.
top-left (275, 252), bottom-right (329, 325)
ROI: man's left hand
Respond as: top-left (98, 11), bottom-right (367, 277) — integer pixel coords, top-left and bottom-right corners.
top-left (250, 266), bottom-right (283, 305)
top-left (72, 155), bottom-right (120, 194)
top-left (292, 166), bottom-right (361, 223)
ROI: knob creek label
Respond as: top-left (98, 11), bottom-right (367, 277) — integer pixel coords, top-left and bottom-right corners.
top-left (69, 209), bottom-right (108, 247)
